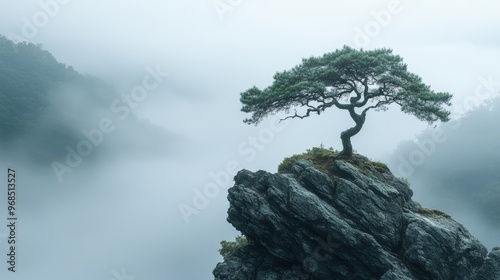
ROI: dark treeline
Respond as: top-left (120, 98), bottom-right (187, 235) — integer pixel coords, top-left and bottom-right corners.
top-left (388, 97), bottom-right (500, 226)
top-left (0, 35), bottom-right (180, 163)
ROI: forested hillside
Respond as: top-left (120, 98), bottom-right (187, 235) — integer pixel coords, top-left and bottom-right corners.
top-left (0, 36), bottom-right (74, 138)
top-left (388, 99), bottom-right (500, 225)
top-left (0, 35), bottom-right (177, 162)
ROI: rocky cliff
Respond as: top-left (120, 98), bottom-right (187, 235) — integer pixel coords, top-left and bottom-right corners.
top-left (213, 154), bottom-right (500, 280)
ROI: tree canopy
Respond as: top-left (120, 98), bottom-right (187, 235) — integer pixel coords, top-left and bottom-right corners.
top-left (240, 46), bottom-right (452, 157)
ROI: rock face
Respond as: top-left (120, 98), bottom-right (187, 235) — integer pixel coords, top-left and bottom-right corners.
top-left (213, 156), bottom-right (500, 280)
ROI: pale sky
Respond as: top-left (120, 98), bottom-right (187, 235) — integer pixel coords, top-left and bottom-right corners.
top-left (0, 1), bottom-right (499, 279)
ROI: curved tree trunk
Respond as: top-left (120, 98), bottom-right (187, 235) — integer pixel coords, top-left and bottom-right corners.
top-left (338, 108), bottom-right (365, 157)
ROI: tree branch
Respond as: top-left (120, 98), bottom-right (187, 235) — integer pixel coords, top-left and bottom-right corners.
top-left (355, 87), bottom-right (385, 108)
top-left (280, 108), bottom-right (320, 121)
top-left (361, 99), bottom-right (391, 116)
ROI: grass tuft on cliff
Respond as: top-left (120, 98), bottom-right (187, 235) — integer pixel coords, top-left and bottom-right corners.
top-left (417, 208), bottom-right (452, 219)
top-left (218, 235), bottom-right (248, 261)
top-left (278, 145), bottom-right (390, 175)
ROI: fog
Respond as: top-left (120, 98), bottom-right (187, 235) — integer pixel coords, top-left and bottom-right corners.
top-left (384, 97), bottom-right (500, 251)
top-left (0, 0), bottom-right (499, 279)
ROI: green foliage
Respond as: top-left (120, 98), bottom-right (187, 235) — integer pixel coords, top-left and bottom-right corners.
top-left (278, 145), bottom-right (339, 174)
top-left (240, 46), bottom-right (452, 156)
top-left (240, 46), bottom-right (452, 125)
top-left (368, 160), bottom-right (390, 173)
top-left (417, 208), bottom-right (452, 219)
top-left (398, 177), bottom-right (411, 186)
top-left (218, 235), bottom-right (248, 261)
top-left (278, 145), bottom-right (392, 177)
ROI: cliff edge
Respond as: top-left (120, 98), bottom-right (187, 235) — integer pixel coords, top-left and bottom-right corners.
top-left (213, 153), bottom-right (500, 280)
